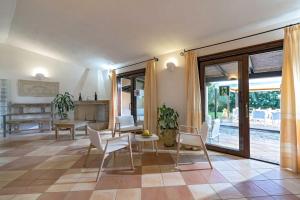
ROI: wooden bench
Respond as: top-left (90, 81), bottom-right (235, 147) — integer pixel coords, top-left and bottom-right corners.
top-left (2, 103), bottom-right (53, 137)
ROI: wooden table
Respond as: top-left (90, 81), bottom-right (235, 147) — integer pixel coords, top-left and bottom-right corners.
top-left (54, 120), bottom-right (88, 140)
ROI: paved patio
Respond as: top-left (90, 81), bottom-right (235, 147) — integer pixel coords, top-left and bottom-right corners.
top-left (208, 126), bottom-right (280, 164)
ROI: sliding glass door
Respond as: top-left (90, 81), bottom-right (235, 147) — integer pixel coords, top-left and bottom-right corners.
top-left (200, 56), bottom-right (249, 157)
top-left (199, 40), bottom-right (283, 162)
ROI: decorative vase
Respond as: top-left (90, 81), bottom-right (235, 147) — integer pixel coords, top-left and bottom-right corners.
top-left (94, 92), bottom-right (98, 101)
top-left (79, 93), bottom-right (82, 101)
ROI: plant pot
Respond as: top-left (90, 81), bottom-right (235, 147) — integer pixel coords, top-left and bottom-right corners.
top-left (161, 129), bottom-right (177, 147)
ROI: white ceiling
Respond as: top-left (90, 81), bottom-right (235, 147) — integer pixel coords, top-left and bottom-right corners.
top-left (1, 0), bottom-right (300, 69)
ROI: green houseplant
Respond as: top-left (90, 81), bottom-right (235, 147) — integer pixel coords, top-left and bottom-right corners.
top-left (52, 92), bottom-right (75, 120)
top-left (157, 104), bottom-right (179, 147)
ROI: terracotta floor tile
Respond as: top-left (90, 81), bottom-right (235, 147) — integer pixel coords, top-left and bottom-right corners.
top-left (254, 180), bottom-right (292, 195)
top-left (89, 190), bottom-right (116, 200)
top-left (256, 169), bottom-right (300, 180)
top-left (46, 183), bottom-right (76, 192)
top-left (0, 157), bottom-right (19, 167)
top-left (178, 162), bottom-right (212, 171)
top-left (142, 153), bottom-right (174, 166)
top-left (0, 195), bottom-right (14, 200)
top-left (95, 175), bottom-right (121, 190)
top-left (64, 191), bottom-right (93, 200)
top-left (115, 188), bottom-right (141, 200)
top-left (141, 174), bottom-right (163, 187)
top-left (271, 194), bottom-right (300, 200)
top-left (142, 165), bottom-right (160, 174)
top-left (161, 172), bottom-right (185, 186)
top-left (25, 146), bottom-right (67, 156)
top-left (16, 169), bottom-right (66, 181)
top-left (200, 169), bottom-right (228, 183)
top-left (0, 147), bottom-right (36, 157)
top-left (188, 184), bottom-right (220, 200)
top-left (141, 187), bottom-right (167, 200)
top-left (71, 182), bottom-right (96, 191)
top-left (0, 182), bottom-right (9, 190)
top-left (160, 165), bottom-right (179, 173)
top-left (0, 171), bottom-right (27, 182)
top-left (181, 170), bottom-right (208, 185)
top-left (30, 179), bottom-right (56, 186)
top-left (142, 186), bottom-right (193, 200)
top-left (35, 155), bottom-right (81, 170)
top-left (273, 179), bottom-right (300, 194)
top-left (36, 192), bottom-right (68, 200)
top-left (23, 185), bottom-right (50, 194)
top-left (234, 181), bottom-right (268, 197)
top-left (211, 183), bottom-right (244, 199)
top-left (0, 157), bottom-right (49, 170)
top-left (0, 187), bottom-right (26, 195)
top-left (118, 175), bottom-right (141, 189)
top-left (11, 193), bottom-right (41, 200)
top-left (4, 179), bottom-right (34, 187)
top-left (247, 196), bottom-right (274, 200)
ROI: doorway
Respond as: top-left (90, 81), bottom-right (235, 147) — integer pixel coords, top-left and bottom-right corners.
top-left (199, 40), bottom-right (283, 163)
top-left (117, 69), bottom-right (145, 124)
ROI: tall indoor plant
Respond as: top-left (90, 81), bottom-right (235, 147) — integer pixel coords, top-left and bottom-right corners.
top-left (157, 104), bottom-right (179, 147)
top-left (52, 92), bottom-right (75, 120)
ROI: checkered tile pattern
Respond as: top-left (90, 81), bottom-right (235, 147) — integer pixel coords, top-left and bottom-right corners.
top-left (0, 131), bottom-right (300, 200)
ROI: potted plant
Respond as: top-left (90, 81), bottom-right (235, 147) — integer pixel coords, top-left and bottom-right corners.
top-left (157, 104), bottom-right (179, 147)
top-left (52, 92), bottom-right (75, 120)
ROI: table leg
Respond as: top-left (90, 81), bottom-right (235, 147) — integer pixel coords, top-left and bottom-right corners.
top-left (85, 125), bottom-right (87, 135)
top-left (152, 141), bottom-right (155, 151)
top-left (3, 116), bottom-right (6, 137)
top-left (139, 142), bottom-right (144, 153)
top-left (71, 127), bottom-right (75, 140)
top-left (49, 121), bottom-right (52, 132)
top-left (155, 141), bottom-right (158, 156)
top-left (55, 127), bottom-right (58, 140)
top-left (8, 124), bottom-right (11, 134)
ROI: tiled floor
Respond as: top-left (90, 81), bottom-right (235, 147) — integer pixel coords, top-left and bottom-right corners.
top-left (0, 131), bottom-right (300, 200)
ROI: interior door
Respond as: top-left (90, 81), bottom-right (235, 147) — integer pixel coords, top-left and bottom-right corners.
top-left (117, 69), bottom-right (145, 123)
top-left (200, 55), bottom-right (249, 157)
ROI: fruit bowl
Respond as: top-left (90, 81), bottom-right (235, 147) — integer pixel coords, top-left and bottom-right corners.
top-left (142, 130), bottom-right (152, 137)
top-left (142, 133), bottom-right (152, 137)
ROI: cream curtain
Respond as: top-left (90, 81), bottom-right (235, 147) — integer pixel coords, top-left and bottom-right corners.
top-left (280, 24), bottom-right (300, 173)
top-left (184, 51), bottom-right (202, 129)
top-left (108, 70), bottom-right (117, 130)
top-left (144, 60), bottom-right (157, 134)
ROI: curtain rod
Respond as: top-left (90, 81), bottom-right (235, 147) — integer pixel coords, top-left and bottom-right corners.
top-left (180, 22), bottom-right (300, 55)
top-left (115, 57), bottom-right (159, 70)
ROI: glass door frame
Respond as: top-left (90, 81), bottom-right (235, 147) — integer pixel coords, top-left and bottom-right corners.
top-left (199, 55), bottom-right (250, 157)
top-left (198, 40), bottom-right (283, 159)
top-left (117, 68), bottom-right (146, 123)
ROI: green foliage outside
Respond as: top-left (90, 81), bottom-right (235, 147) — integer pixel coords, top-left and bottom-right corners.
top-left (207, 83), bottom-right (280, 119)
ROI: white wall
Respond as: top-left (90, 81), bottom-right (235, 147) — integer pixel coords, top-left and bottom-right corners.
top-left (0, 43), bottom-right (101, 103)
top-left (115, 30), bottom-right (284, 125)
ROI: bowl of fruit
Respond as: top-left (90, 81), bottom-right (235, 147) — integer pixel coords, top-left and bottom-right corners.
top-left (142, 130), bottom-right (152, 137)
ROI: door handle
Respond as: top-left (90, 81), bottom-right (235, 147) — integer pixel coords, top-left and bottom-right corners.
top-left (245, 103), bottom-right (249, 118)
